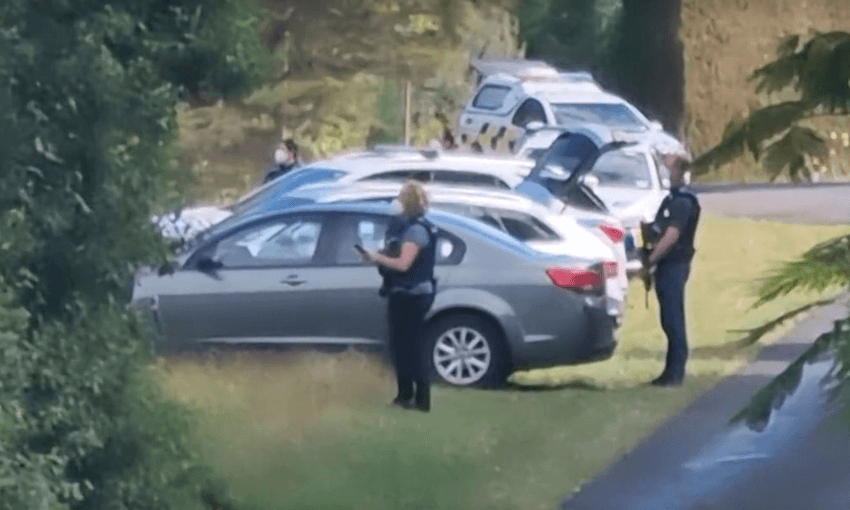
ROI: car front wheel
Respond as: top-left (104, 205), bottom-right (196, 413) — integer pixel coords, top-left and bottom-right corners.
top-left (425, 313), bottom-right (508, 388)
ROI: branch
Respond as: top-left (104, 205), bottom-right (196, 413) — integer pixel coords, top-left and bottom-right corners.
top-left (752, 233), bottom-right (850, 308)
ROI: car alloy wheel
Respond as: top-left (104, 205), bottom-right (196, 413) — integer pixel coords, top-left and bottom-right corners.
top-left (433, 326), bottom-right (492, 386)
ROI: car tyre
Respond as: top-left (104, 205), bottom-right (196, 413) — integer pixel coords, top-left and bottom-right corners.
top-left (425, 313), bottom-right (509, 388)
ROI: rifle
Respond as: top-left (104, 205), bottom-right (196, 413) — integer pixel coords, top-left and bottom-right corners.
top-left (639, 221), bottom-right (662, 308)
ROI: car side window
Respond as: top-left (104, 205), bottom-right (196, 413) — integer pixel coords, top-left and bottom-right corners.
top-left (463, 206), bottom-right (503, 231)
top-left (494, 211), bottom-right (560, 242)
top-left (431, 171), bottom-right (510, 189)
top-left (512, 99), bottom-right (547, 128)
top-left (329, 215), bottom-right (390, 266)
top-left (472, 85), bottom-right (511, 110)
top-left (435, 234), bottom-right (464, 265)
top-left (209, 215), bottom-right (325, 268)
top-left (362, 170), bottom-right (431, 183)
top-left (328, 213), bottom-right (465, 266)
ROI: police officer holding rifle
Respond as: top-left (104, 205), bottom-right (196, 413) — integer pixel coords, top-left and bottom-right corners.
top-left (640, 154), bottom-right (701, 387)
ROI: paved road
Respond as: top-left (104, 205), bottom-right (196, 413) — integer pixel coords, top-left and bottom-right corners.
top-left (693, 182), bottom-right (850, 224)
top-left (561, 184), bottom-right (850, 510)
top-left (561, 295), bottom-right (850, 510)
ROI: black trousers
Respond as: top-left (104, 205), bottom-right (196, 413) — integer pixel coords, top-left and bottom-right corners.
top-left (654, 259), bottom-right (691, 381)
top-left (387, 292), bottom-right (434, 403)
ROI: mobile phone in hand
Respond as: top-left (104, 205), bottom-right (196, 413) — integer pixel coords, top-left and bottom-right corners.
top-left (353, 243), bottom-right (367, 255)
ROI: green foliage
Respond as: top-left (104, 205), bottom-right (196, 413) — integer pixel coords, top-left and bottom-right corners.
top-left (0, 0), bottom-right (268, 508)
top-left (694, 31), bottom-right (850, 182)
top-left (517, 0), bottom-right (622, 76)
top-left (367, 79), bottom-right (405, 146)
top-left (753, 234), bottom-right (850, 308)
top-left (699, 31), bottom-right (850, 308)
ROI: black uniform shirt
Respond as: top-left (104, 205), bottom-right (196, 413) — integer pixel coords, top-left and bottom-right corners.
top-left (654, 187), bottom-right (700, 264)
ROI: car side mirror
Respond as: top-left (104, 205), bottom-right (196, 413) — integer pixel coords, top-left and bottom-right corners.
top-left (196, 255), bottom-right (223, 273)
top-left (661, 177), bottom-right (671, 189)
top-left (526, 121), bottom-right (545, 132)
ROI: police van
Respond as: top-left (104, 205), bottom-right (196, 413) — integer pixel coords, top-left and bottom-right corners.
top-left (456, 59), bottom-right (684, 157)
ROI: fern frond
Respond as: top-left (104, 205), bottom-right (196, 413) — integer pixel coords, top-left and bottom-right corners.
top-left (753, 234), bottom-right (850, 308)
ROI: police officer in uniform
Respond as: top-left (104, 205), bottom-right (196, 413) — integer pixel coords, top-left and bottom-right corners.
top-left (262, 139), bottom-right (301, 184)
top-left (361, 181), bottom-right (438, 411)
top-left (643, 154), bottom-right (701, 386)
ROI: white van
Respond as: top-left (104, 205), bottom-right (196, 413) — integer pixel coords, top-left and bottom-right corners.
top-left (456, 62), bottom-right (685, 157)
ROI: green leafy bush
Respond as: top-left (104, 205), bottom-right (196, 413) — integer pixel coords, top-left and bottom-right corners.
top-left (0, 0), bottom-right (268, 508)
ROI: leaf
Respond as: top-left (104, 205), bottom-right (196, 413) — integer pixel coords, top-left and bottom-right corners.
top-left (761, 126), bottom-right (827, 182)
top-left (752, 54), bottom-right (803, 94)
top-left (776, 34), bottom-right (800, 57)
top-left (753, 234), bottom-right (850, 307)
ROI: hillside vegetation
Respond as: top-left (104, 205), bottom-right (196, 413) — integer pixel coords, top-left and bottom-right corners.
top-left (179, 0), bottom-right (520, 202)
top-left (682, 0), bottom-right (850, 182)
top-left (177, 0), bottom-right (850, 204)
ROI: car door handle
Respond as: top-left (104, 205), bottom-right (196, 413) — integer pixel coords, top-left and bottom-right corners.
top-left (281, 275), bottom-right (306, 286)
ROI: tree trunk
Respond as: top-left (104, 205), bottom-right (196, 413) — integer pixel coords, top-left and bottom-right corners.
top-left (611, 0), bottom-right (685, 135)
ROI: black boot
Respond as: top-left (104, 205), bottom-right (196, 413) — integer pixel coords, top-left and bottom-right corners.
top-left (651, 369), bottom-right (684, 387)
top-left (393, 378), bottom-right (414, 408)
top-left (392, 395), bottom-right (413, 409)
top-left (414, 382), bottom-right (430, 412)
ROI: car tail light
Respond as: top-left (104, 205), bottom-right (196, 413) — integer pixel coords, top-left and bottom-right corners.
top-left (546, 266), bottom-right (604, 295)
top-left (603, 261), bottom-right (618, 279)
top-left (599, 220), bottom-right (625, 243)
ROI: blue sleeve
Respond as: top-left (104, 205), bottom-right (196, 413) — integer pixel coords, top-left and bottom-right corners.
top-left (402, 224), bottom-right (430, 248)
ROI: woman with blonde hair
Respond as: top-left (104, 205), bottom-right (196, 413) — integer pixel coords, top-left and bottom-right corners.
top-left (361, 181), bottom-right (438, 412)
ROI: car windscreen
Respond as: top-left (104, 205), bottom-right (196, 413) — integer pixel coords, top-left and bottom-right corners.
top-left (551, 103), bottom-right (646, 131)
top-left (590, 151), bottom-right (652, 189)
top-left (229, 168), bottom-right (345, 217)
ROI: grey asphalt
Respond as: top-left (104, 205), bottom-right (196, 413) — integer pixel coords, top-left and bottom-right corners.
top-left (560, 185), bottom-right (850, 510)
top-left (693, 182), bottom-right (850, 224)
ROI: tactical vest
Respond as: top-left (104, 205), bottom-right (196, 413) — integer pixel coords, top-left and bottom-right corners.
top-left (655, 188), bottom-right (701, 263)
top-left (379, 215), bottom-right (438, 294)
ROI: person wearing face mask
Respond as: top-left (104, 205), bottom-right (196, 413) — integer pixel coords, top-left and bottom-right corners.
top-left (262, 139), bottom-right (300, 184)
top-left (360, 181), bottom-right (438, 412)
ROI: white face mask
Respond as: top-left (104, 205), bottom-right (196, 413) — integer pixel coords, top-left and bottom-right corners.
top-left (389, 199), bottom-right (404, 216)
top-left (274, 149), bottom-right (288, 164)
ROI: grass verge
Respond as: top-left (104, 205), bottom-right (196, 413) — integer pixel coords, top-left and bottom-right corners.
top-left (154, 213), bottom-right (847, 510)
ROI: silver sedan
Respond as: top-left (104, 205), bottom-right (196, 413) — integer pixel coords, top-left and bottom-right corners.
top-left (132, 202), bottom-right (618, 387)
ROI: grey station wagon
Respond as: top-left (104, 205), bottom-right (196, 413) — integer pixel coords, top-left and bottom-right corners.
top-left (132, 202), bottom-right (617, 387)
